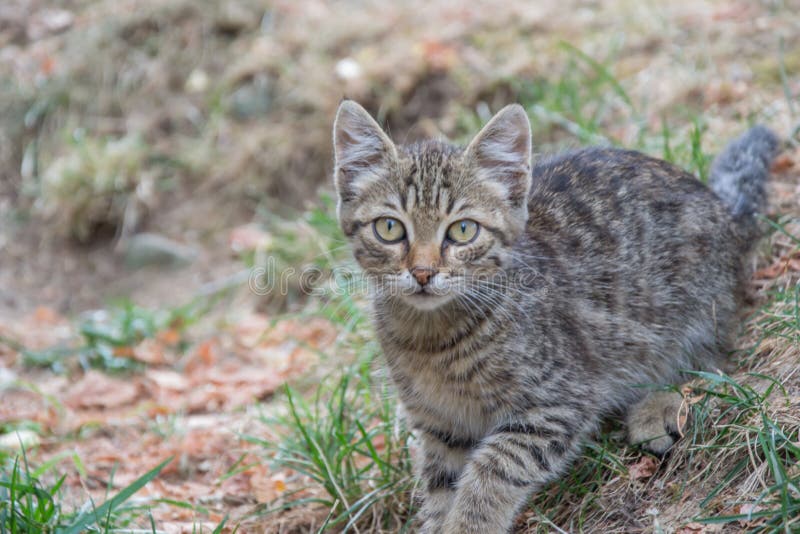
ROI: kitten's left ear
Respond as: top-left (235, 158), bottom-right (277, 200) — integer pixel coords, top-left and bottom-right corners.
top-left (464, 104), bottom-right (532, 208)
top-left (333, 100), bottom-right (397, 203)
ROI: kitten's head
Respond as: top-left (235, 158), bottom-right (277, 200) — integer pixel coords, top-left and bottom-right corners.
top-left (332, 100), bottom-right (532, 311)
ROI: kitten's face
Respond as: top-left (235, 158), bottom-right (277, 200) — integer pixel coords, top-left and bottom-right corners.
top-left (332, 101), bottom-right (532, 312)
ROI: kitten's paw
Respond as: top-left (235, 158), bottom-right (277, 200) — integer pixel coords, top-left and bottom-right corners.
top-left (626, 391), bottom-right (686, 455)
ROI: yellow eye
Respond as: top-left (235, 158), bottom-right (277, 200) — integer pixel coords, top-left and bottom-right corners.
top-left (447, 219), bottom-right (479, 243)
top-left (373, 217), bottom-right (406, 243)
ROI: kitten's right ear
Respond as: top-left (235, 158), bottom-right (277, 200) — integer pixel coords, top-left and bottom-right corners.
top-left (333, 100), bottom-right (397, 202)
top-left (464, 104), bottom-right (532, 210)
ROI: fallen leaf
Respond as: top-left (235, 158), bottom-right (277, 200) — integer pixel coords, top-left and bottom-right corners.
top-left (771, 152), bottom-right (795, 173)
top-left (65, 370), bottom-right (140, 409)
top-left (0, 389), bottom-right (51, 426)
top-left (249, 467), bottom-right (289, 503)
top-left (371, 432), bottom-right (386, 452)
top-left (628, 456), bottom-right (658, 480)
top-left (288, 318), bottom-right (338, 348)
top-left (33, 306), bottom-right (62, 324)
top-left (680, 384), bottom-right (706, 405)
top-left (133, 338), bottom-right (168, 365)
top-left (113, 345), bottom-right (135, 358)
top-left (199, 365), bottom-right (284, 390)
top-left (157, 328), bottom-right (182, 346)
top-left (753, 251), bottom-right (800, 280)
top-left (146, 369), bottom-right (189, 391)
top-left (185, 386), bottom-right (227, 413)
top-left (146, 404), bottom-right (173, 417)
top-left (185, 338), bottom-right (220, 374)
top-left (675, 522), bottom-right (707, 533)
top-left (233, 313), bottom-right (272, 348)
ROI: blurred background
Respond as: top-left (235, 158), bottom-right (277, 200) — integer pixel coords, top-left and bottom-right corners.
top-left (1, 0), bottom-right (799, 532)
top-left (2, 0), bottom-right (798, 315)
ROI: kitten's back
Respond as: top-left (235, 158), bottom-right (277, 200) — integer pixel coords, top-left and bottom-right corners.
top-left (522, 138), bottom-right (772, 382)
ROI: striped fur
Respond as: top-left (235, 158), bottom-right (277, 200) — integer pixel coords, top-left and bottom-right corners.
top-left (332, 100), bottom-right (778, 533)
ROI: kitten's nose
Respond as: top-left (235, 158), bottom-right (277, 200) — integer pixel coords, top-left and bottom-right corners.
top-left (410, 267), bottom-right (437, 286)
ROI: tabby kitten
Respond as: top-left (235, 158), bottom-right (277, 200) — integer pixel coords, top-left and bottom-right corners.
top-left (332, 100), bottom-right (778, 533)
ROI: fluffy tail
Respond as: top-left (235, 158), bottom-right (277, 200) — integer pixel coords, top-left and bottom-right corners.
top-left (709, 125), bottom-right (780, 241)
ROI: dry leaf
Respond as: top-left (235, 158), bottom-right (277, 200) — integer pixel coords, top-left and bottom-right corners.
top-left (753, 251), bottom-right (800, 280)
top-left (675, 522), bottom-right (707, 534)
top-left (133, 339), bottom-right (167, 365)
top-left (196, 339), bottom-right (219, 363)
top-left (33, 306), bottom-right (62, 324)
top-left (65, 370), bottom-right (140, 409)
top-left (628, 456), bottom-right (658, 480)
top-left (249, 467), bottom-right (289, 503)
top-left (771, 152), bottom-right (796, 174)
top-left (113, 345), bottom-right (135, 358)
top-left (146, 369), bottom-right (189, 391)
top-left (0, 389), bottom-right (51, 426)
top-left (157, 328), bottom-right (181, 346)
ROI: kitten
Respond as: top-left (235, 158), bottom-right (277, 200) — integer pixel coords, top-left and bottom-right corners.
top-left (332, 100), bottom-right (778, 533)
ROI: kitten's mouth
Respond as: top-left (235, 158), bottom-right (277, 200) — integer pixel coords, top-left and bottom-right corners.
top-left (411, 286), bottom-right (447, 297)
top-left (402, 287), bottom-right (454, 310)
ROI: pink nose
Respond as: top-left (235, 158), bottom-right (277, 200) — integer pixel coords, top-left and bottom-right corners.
top-left (410, 267), bottom-right (437, 286)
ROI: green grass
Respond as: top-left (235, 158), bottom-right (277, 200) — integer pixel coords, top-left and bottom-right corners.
top-left (243, 252), bottom-right (415, 532)
top-left (0, 450), bottom-right (171, 533)
top-left (248, 362), bottom-right (413, 532)
top-left (685, 370), bottom-right (799, 533)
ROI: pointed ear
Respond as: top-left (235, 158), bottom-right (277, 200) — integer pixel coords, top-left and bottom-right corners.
top-left (464, 104), bottom-right (532, 208)
top-left (333, 100), bottom-right (397, 203)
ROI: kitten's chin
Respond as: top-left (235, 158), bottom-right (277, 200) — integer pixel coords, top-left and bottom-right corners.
top-left (400, 292), bottom-right (456, 311)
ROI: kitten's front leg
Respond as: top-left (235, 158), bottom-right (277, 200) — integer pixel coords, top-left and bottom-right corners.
top-left (415, 431), bottom-right (472, 533)
top-left (442, 414), bottom-right (589, 534)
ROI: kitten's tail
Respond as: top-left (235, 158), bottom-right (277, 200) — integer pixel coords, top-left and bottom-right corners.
top-left (709, 125), bottom-right (780, 242)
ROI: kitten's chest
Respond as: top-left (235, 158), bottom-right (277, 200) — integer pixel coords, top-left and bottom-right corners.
top-left (386, 347), bottom-right (510, 436)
